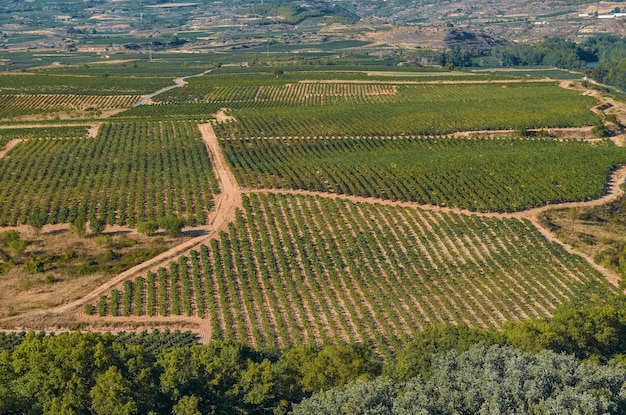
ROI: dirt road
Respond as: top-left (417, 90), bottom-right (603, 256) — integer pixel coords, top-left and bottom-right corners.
top-left (56, 122), bottom-right (242, 315)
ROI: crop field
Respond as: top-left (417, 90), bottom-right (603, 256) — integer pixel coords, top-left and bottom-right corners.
top-left (221, 136), bottom-right (626, 212)
top-left (0, 126), bottom-right (89, 140)
top-left (0, 120), bottom-right (218, 226)
top-left (0, 94), bottom-right (141, 119)
top-left (211, 83), bottom-right (599, 136)
top-left (0, 73), bottom-right (171, 95)
top-left (1, 61), bottom-right (623, 356)
top-left (89, 193), bottom-right (616, 354)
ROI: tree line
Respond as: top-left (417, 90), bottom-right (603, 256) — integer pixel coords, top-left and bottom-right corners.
top-left (492, 35), bottom-right (626, 92)
top-left (5, 297), bottom-right (626, 413)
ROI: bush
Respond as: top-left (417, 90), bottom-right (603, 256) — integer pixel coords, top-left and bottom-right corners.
top-left (24, 254), bottom-right (45, 274)
top-left (138, 220), bottom-right (159, 236)
top-left (84, 304), bottom-right (95, 315)
top-left (592, 123), bottom-right (610, 138)
top-left (71, 216), bottom-right (87, 238)
top-left (89, 217), bottom-right (106, 236)
top-left (6, 238), bottom-right (26, 254)
top-left (93, 235), bottom-right (113, 247)
top-left (158, 216), bottom-right (186, 238)
top-left (27, 211), bottom-right (45, 235)
top-left (0, 230), bottom-right (21, 246)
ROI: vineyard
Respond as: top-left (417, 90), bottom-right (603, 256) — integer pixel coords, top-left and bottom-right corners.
top-left (0, 126), bottom-right (89, 140)
top-left (221, 136), bottom-right (626, 212)
top-left (0, 94), bottom-right (140, 119)
top-left (88, 193), bottom-right (616, 355)
top-left (210, 83), bottom-right (599, 136)
top-left (0, 63), bottom-right (622, 359)
top-left (0, 73), bottom-right (172, 95)
top-left (0, 120), bottom-right (218, 226)
top-left (157, 82), bottom-right (399, 106)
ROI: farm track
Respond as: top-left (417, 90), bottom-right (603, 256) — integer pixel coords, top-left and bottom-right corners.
top-left (54, 122), bottom-right (242, 321)
top-left (0, 139), bottom-right (22, 159)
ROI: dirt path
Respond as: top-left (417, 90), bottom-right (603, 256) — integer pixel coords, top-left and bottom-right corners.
top-left (0, 139), bottom-right (22, 159)
top-left (56, 123), bottom-right (242, 320)
top-left (560, 80), bottom-right (626, 147)
top-left (135, 69), bottom-right (212, 106)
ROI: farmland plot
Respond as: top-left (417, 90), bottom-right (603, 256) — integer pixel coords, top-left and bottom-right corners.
top-left (0, 94), bottom-right (140, 119)
top-left (212, 82), bottom-right (599, 136)
top-left (0, 120), bottom-right (218, 226)
top-left (221, 136), bottom-right (626, 212)
top-left (89, 193), bottom-right (616, 354)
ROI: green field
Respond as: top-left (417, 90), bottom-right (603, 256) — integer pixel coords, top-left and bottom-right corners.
top-left (90, 193), bottom-right (616, 355)
top-left (210, 82), bottom-right (598, 136)
top-left (221, 136), bottom-right (626, 212)
top-left (0, 58), bottom-right (622, 359)
top-left (0, 121), bottom-right (217, 226)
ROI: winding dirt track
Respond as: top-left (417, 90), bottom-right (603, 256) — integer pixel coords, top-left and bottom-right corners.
top-left (54, 123), bottom-right (242, 318)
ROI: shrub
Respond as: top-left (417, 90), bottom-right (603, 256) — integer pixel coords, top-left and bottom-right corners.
top-left (84, 304), bottom-right (95, 315)
top-left (138, 220), bottom-right (159, 236)
top-left (93, 235), bottom-right (113, 247)
top-left (24, 255), bottom-right (45, 274)
top-left (89, 217), bottom-right (106, 236)
top-left (158, 216), bottom-right (186, 238)
top-left (27, 211), bottom-right (45, 235)
top-left (0, 230), bottom-right (21, 246)
top-left (71, 216), bottom-right (87, 238)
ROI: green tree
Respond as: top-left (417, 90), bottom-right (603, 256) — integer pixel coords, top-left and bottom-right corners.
top-left (27, 210), bottom-right (45, 235)
top-left (90, 366), bottom-right (138, 415)
top-left (172, 395), bottom-right (202, 415)
top-left (280, 343), bottom-right (382, 393)
top-left (89, 217), bottom-right (106, 236)
top-left (138, 220), bottom-right (159, 236)
top-left (158, 216), bottom-right (185, 238)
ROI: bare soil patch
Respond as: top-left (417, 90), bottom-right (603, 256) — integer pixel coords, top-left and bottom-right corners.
top-left (214, 108), bottom-right (236, 123)
top-left (0, 226), bottom-right (190, 326)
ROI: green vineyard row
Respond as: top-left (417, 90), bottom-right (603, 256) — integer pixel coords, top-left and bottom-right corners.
top-left (212, 83), bottom-right (598, 136)
top-left (221, 136), bottom-right (626, 212)
top-left (0, 120), bottom-right (218, 226)
top-left (89, 193), bottom-right (616, 355)
top-left (0, 94), bottom-right (140, 118)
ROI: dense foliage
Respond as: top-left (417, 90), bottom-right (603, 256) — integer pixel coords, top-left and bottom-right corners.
top-left (0, 120), bottom-right (218, 226)
top-left (88, 193), bottom-right (616, 355)
top-left (0, 332), bottom-right (380, 415)
top-left (494, 35), bottom-right (626, 92)
top-left (7, 300), bottom-right (626, 414)
top-left (294, 344), bottom-right (626, 415)
top-left (221, 136), bottom-right (626, 212)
